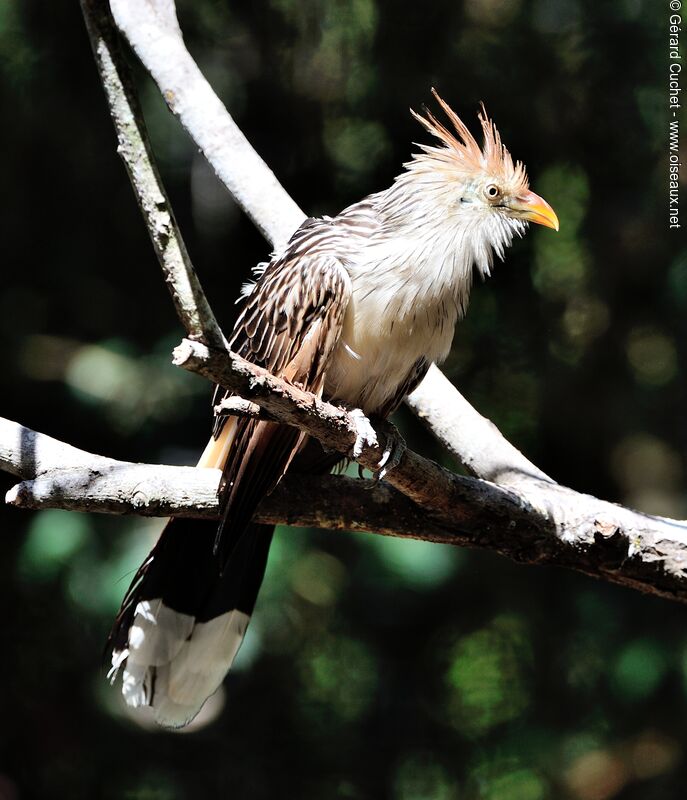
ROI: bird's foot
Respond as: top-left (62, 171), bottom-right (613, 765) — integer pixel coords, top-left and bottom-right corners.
top-left (347, 408), bottom-right (406, 480)
top-left (348, 408), bottom-right (378, 459)
top-left (373, 419), bottom-right (406, 480)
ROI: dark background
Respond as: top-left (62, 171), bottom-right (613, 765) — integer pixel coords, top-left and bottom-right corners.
top-left (1, 0), bottom-right (686, 798)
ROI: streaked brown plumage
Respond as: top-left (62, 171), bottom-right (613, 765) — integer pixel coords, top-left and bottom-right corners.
top-left (109, 91), bottom-right (559, 728)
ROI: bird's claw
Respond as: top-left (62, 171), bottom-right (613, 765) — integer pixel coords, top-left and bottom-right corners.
top-left (374, 421), bottom-right (406, 480)
top-left (347, 409), bottom-right (405, 480)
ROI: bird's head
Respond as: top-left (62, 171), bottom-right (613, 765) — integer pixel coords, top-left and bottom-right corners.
top-left (392, 89), bottom-right (558, 277)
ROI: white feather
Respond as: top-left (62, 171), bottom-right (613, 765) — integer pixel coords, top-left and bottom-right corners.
top-left (126, 599), bottom-right (195, 667)
top-left (152, 610), bottom-right (250, 727)
top-left (121, 661), bottom-right (150, 708)
top-left (167, 610), bottom-right (249, 705)
top-left (114, 598), bottom-right (250, 729)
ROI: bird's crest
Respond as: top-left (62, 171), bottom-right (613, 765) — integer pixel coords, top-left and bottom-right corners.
top-left (410, 88), bottom-right (529, 191)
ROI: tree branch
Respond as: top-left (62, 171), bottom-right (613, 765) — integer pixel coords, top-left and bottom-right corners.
top-left (80, 0), bottom-right (226, 349)
top-left (171, 338), bottom-right (499, 520)
top-left (171, 341), bottom-right (687, 604)
top-left (407, 364), bottom-right (553, 484)
top-left (0, 418), bottom-right (449, 539)
top-left (109, 0), bottom-right (306, 250)
top-left (4, 416), bottom-right (687, 603)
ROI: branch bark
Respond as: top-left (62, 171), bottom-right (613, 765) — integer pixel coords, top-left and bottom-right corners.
top-left (407, 364), bottom-right (553, 484)
top-left (171, 338), bottom-right (524, 522)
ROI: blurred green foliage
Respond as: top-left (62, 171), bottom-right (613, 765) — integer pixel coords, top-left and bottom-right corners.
top-left (445, 614), bottom-right (532, 737)
top-left (0, 0), bottom-right (685, 798)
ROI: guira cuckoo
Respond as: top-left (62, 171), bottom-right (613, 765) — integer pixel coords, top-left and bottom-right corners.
top-left (109, 91), bottom-right (559, 728)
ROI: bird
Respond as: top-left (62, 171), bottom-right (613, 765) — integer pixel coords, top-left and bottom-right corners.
top-left (108, 90), bottom-right (559, 728)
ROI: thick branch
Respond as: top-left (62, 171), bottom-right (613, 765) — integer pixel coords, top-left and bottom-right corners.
top-left (4, 417), bottom-right (687, 603)
top-left (0, 416), bottom-right (480, 539)
top-left (81, 0), bottom-right (225, 349)
top-left (168, 342), bottom-right (687, 597)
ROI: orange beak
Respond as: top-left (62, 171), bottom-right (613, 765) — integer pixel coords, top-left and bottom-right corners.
top-left (508, 189), bottom-right (559, 231)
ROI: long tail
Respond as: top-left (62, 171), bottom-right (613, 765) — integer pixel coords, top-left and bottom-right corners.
top-left (108, 415), bottom-right (284, 728)
top-left (108, 518), bottom-right (273, 728)
top-left (108, 394), bottom-right (333, 728)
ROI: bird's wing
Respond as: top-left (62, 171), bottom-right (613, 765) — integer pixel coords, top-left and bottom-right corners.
top-left (206, 245), bottom-right (352, 564)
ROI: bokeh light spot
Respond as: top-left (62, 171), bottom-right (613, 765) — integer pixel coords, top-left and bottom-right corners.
top-left (626, 326), bottom-right (677, 387)
top-left (393, 753), bottom-right (456, 800)
top-left (369, 536), bottom-right (461, 588)
top-left (611, 639), bottom-right (668, 701)
top-left (290, 549), bottom-right (346, 605)
top-left (18, 510), bottom-right (91, 582)
top-left (445, 614), bottom-right (531, 736)
top-left (299, 634), bottom-right (377, 724)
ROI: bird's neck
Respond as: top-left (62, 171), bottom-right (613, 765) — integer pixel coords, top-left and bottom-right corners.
top-left (373, 176), bottom-right (508, 282)
top-left (349, 183), bottom-right (496, 319)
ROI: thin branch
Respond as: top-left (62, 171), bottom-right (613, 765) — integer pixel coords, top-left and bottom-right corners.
top-left (109, 0), bottom-right (306, 250)
top-left (214, 397), bottom-right (276, 422)
top-left (80, 0), bottom-right (226, 349)
top-left (172, 338), bottom-right (504, 520)
top-left (172, 339), bottom-right (390, 470)
top-left (4, 416), bottom-right (687, 602)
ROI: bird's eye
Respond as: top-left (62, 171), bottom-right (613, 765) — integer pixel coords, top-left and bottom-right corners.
top-left (485, 184), bottom-right (501, 200)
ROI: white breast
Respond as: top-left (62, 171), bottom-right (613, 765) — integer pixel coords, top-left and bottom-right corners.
top-left (324, 234), bottom-right (468, 413)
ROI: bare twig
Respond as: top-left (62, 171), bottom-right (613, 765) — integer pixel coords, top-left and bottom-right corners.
top-left (80, 0), bottom-right (226, 349)
top-left (214, 397), bottom-right (275, 422)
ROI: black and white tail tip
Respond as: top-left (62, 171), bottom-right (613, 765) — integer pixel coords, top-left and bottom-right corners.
top-left (109, 599), bottom-right (250, 729)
